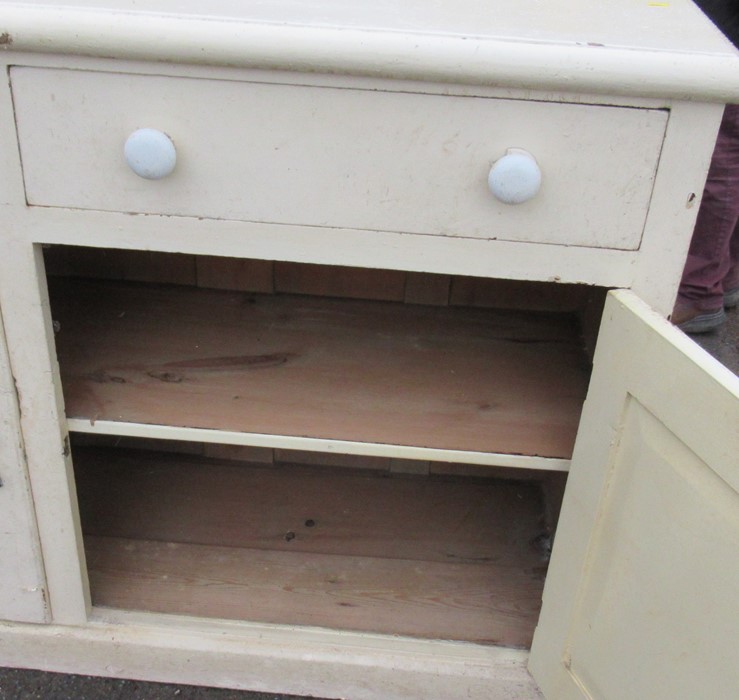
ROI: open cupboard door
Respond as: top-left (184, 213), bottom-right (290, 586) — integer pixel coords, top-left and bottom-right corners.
top-left (529, 290), bottom-right (739, 700)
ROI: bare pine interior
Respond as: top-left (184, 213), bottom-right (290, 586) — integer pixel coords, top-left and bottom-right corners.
top-left (46, 248), bottom-right (592, 460)
top-left (45, 246), bottom-right (582, 649)
top-left (74, 445), bottom-right (550, 647)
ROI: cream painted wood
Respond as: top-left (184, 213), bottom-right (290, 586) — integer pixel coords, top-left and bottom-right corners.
top-left (0, 309), bottom-right (48, 623)
top-left (0, 241), bottom-right (89, 624)
top-left (2, 0), bottom-right (730, 53)
top-left (66, 419), bottom-right (571, 472)
top-left (0, 611), bottom-right (541, 700)
top-left (529, 290), bottom-right (739, 699)
top-left (3, 60), bottom-right (723, 313)
top-left (0, 2), bottom-right (738, 698)
top-left (631, 101), bottom-right (725, 314)
top-left (12, 67), bottom-right (667, 250)
top-left (11, 205), bottom-right (639, 288)
top-left (2, 2), bottom-right (738, 100)
top-left (0, 91), bottom-right (26, 208)
top-left (0, 50), bottom-right (685, 110)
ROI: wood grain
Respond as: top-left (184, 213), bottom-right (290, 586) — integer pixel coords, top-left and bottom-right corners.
top-left (196, 256), bottom-right (274, 293)
top-left (274, 261), bottom-right (406, 301)
top-left (51, 278), bottom-right (590, 459)
top-left (74, 448), bottom-right (547, 564)
top-left (85, 535), bottom-right (542, 646)
top-left (75, 447), bottom-right (547, 646)
top-left (450, 277), bottom-right (592, 312)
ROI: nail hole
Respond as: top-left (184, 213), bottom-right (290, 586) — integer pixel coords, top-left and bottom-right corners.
top-left (304, 519), bottom-right (316, 528)
top-left (285, 531), bottom-right (296, 542)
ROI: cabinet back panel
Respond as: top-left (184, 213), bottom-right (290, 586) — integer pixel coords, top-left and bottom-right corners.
top-left (43, 246), bottom-right (595, 311)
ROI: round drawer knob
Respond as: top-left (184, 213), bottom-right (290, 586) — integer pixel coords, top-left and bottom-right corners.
top-left (124, 128), bottom-right (177, 180)
top-left (487, 149), bottom-right (541, 204)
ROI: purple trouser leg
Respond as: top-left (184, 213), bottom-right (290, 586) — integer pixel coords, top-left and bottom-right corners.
top-left (679, 104), bottom-right (739, 310)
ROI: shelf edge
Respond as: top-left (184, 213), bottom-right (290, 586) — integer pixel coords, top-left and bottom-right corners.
top-left (67, 418), bottom-right (571, 472)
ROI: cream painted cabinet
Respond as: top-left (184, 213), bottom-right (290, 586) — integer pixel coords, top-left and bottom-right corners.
top-left (0, 2), bottom-right (738, 699)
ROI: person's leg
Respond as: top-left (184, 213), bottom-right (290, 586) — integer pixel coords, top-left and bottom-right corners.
top-left (674, 104), bottom-right (739, 331)
top-left (723, 218), bottom-right (739, 307)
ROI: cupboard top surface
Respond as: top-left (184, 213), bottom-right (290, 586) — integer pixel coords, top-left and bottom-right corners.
top-left (2, 1), bottom-right (738, 100)
top-left (0, 0), bottom-right (731, 53)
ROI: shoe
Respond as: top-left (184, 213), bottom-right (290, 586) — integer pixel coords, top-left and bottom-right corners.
top-left (725, 286), bottom-right (739, 309)
top-left (672, 300), bottom-right (726, 333)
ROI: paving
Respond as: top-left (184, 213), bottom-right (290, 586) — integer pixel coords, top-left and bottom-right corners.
top-left (1, 305), bottom-right (737, 700)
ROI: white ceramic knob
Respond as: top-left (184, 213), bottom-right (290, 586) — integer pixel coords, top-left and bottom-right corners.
top-left (487, 148), bottom-right (541, 204)
top-left (124, 128), bottom-right (177, 180)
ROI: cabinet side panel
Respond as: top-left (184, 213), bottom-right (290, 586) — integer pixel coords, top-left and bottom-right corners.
top-left (0, 307), bottom-right (48, 623)
top-left (0, 240), bottom-right (90, 624)
top-left (630, 101), bottom-right (725, 314)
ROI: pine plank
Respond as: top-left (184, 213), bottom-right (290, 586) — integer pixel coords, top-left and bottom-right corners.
top-left (85, 535), bottom-right (542, 646)
top-left (274, 448), bottom-right (391, 471)
top-left (43, 245), bottom-right (126, 279)
top-left (275, 261), bottom-right (406, 301)
top-left (450, 277), bottom-right (592, 312)
top-left (202, 443), bottom-right (274, 463)
top-left (44, 247), bottom-right (197, 286)
top-left (116, 251), bottom-right (197, 286)
top-left (196, 256), bottom-right (274, 293)
top-left (73, 448), bottom-right (547, 565)
top-left (50, 278), bottom-right (589, 458)
top-left (75, 448), bottom-right (547, 646)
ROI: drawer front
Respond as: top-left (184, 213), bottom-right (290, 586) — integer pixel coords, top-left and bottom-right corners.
top-left (12, 67), bottom-right (667, 250)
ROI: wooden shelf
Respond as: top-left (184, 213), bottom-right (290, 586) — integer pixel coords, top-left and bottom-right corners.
top-left (50, 278), bottom-right (590, 461)
top-left (74, 447), bottom-right (549, 646)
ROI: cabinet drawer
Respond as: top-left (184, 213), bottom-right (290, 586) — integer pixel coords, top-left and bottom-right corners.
top-left (12, 67), bottom-right (667, 250)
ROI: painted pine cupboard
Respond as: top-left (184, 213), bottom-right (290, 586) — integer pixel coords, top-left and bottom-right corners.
top-left (0, 2), bottom-right (738, 698)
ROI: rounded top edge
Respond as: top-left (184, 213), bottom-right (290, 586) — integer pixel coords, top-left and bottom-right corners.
top-left (2, 6), bottom-right (739, 103)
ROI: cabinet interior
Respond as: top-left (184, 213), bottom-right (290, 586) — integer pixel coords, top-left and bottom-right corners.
top-left (43, 245), bottom-right (604, 647)
top-left (72, 436), bottom-right (564, 647)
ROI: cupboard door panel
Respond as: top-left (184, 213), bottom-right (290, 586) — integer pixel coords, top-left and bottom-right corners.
top-left (0, 310), bottom-right (48, 623)
top-left (529, 290), bottom-right (739, 700)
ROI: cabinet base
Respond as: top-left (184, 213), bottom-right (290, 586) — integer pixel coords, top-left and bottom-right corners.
top-left (0, 611), bottom-right (542, 700)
